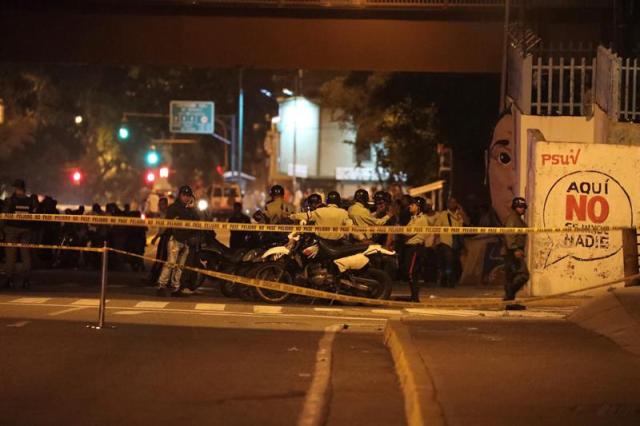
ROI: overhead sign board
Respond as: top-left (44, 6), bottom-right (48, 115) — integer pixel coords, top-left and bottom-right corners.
top-left (170, 101), bottom-right (214, 134)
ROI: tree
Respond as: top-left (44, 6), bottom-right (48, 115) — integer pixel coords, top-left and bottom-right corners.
top-left (320, 72), bottom-right (442, 186)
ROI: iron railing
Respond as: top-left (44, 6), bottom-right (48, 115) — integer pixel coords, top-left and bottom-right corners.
top-left (531, 56), bottom-right (596, 116)
top-left (620, 57), bottom-right (640, 122)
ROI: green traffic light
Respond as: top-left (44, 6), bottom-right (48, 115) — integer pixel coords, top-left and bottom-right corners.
top-left (145, 151), bottom-right (160, 166)
top-left (118, 126), bottom-right (130, 140)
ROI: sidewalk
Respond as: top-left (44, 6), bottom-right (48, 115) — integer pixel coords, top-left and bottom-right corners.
top-left (385, 316), bottom-right (640, 426)
top-left (392, 282), bottom-right (590, 309)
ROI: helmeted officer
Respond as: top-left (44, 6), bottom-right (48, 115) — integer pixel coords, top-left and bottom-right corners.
top-left (348, 189), bottom-right (391, 241)
top-left (503, 197), bottom-right (530, 309)
top-left (290, 191), bottom-right (352, 240)
top-left (402, 197), bottom-right (429, 302)
top-left (265, 184), bottom-right (293, 224)
top-left (2, 179), bottom-right (38, 289)
top-left (305, 193), bottom-right (324, 212)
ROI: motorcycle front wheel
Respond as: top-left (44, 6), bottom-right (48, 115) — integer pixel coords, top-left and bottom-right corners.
top-left (253, 262), bottom-right (293, 304)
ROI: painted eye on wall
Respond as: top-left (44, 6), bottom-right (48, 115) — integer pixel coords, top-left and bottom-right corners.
top-left (499, 152), bottom-right (511, 165)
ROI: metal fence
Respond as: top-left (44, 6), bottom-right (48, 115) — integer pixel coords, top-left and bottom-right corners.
top-left (508, 45), bottom-right (640, 121)
top-left (620, 58), bottom-right (640, 122)
top-left (530, 56), bottom-right (596, 116)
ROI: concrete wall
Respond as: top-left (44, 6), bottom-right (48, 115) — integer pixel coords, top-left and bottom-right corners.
top-left (516, 112), bottom-right (597, 200)
top-left (527, 141), bottom-right (640, 295)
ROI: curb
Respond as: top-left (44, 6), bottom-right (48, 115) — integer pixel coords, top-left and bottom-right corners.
top-left (383, 319), bottom-right (446, 426)
top-left (567, 287), bottom-right (640, 356)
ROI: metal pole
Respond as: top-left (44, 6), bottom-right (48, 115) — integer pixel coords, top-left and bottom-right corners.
top-left (238, 68), bottom-right (245, 189)
top-left (499, 0), bottom-right (511, 113)
top-left (97, 241), bottom-right (109, 328)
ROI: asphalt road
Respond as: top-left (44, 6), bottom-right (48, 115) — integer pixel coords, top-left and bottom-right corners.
top-left (0, 315), bottom-right (404, 426)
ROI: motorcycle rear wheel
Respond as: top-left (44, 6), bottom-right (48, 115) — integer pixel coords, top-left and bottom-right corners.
top-left (353, 268), bottom-right (392, 300)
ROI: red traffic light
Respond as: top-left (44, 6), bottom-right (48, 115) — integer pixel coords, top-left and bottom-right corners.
top-left (146, 171), bottom-right (156, 183)
top-left (71, 170), bottom-right (82, 184)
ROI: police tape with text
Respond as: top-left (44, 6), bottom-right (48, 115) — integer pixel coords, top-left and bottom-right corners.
top-left (1, 238), bottom-right (634, 309)
top-left (0, 213), bottom-right (635, 235)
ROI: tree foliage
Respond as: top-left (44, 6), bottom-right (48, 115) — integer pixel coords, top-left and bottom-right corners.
top-left (320, 72), bottom-right (442, 186)
top-left (0, 64), bottom-right (240, 204)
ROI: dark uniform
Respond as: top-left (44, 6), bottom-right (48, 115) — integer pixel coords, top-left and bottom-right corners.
top-left (2, 181), bottom-right (38, 288)
top-left (503, 198), bottom-right (530, 302)
top-left (157, 186), bottom-right (200, 296)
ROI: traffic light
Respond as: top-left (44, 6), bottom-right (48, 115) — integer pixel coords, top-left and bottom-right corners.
top-left (145, 150), bottom-right (160, 166)
top-left (145, 171), bottom-right (156, 184)
top-left (71, 170), bottom-right (82, 185)
top-left (117, 124), bottom-right (130, 141)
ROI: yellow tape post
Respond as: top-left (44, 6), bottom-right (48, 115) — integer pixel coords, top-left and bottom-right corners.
top-left (1, 213), bottom-right (636, 235)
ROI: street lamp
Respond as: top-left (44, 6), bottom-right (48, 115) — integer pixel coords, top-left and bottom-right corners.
top-left (74, 115), bottom-right (83, 125)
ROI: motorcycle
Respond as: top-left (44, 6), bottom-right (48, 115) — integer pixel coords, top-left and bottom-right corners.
top-left (253, 231), bottom-right (396, 304)
top-left (195, 232), bottom-right (281, 300)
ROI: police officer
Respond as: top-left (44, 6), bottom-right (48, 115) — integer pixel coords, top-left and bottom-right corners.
top-left (348, 189), bottom-right (391, 242)
top-left (402, 197), bottom-right (429, 302)
top-left (305, 193), bottom-right (324, 212)
top-left (156, 185), bottom-right (200, 297)
top-left (2, 179), bottom-right (38, 289)
top-left (265, 184), bottom-right (293, 224)
top-left (503, 197), bottom-right (530, 310)
top-left (290, 191), bottom-right (352, 241)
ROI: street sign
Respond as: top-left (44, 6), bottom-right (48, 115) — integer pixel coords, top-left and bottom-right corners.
top-left (169, 101), bottom-right (214, 134)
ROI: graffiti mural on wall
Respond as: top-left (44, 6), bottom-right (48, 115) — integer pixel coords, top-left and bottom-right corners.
top-left (541, 170), bottom-right (633, 268)
top-left (487, 112), bottom-right (517, 225)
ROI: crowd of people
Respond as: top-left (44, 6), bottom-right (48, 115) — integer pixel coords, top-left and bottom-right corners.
top-left (1, 178), bottom-right (529, 305)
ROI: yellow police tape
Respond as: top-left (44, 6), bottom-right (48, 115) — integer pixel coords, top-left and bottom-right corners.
top-left (0, 213), bottom-right (636, 235)
top-left (0, 242), bottom-right (103, 253)
top-left (108, 247), bottom-right (636, 309)
top-left (0, 241), bottom-right (635, 308)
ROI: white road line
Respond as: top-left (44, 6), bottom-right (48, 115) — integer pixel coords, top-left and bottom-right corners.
top-left (298, 324), bottom-right (342, 426)
top-left (253, 306), bottom-right (283, 314)
top-left (114, 310), bottom-right (146, 315)
top-left (371, 309), bottom-right (403, 315)
top-left (134, 301), bottom-right (169, 309)
top-left (313, 307), bottom-right (344, 312)
top-left (194, 303), bottom-right (226, 311)
top-left (11, 297), bottom-right (50, 304)
top-left (6, 320), bottom-right (30, 328)
top-left (404, 308), bottom-right (472, 316)
top-left (48, 306), bottom-right (89, 316)
top-left (71, 299), bottom-right (101, 306)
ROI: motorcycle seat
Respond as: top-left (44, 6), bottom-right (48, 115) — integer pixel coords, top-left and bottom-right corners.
top-left (318, 239), bottom-right (370, 259)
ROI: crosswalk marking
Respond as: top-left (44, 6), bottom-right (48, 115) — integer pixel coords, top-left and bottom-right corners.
top-left (371, 309), bottom-right (402, 315)
top-left (134, 301), bottom-right (169, 309)
top-left (195, 303), bottom-right (226, 311)
top-left (313, 307), bottom-right (344, 312)
top-left (71, 299), bottom-right (101, 306)
top-left (253, 306), bottom-right (283, 314)
top-left (11, 297), bottom-right (50, 304)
